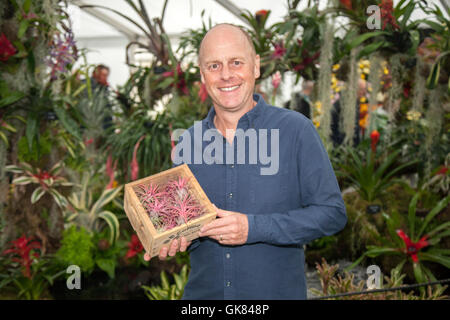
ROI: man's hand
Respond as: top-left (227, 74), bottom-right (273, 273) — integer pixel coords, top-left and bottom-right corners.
top-left (198, 204), bottom-right (248, 245)
top-left (143, 236), bottom-right (191, 261)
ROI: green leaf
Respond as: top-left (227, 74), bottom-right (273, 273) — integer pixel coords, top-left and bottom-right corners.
top-left (417, 194), bottom-right (450, 238)
top-left (426, 61), bottom-right (440, 90)
top-left (18, 19), bottom-right (30, 39)
top-left (25, 114), bottom-right (37, 153)
top-left (0, 91), bottom-right (25, 108)
top-left (98, 211), bottom-right (120, 244)
top-left (96, 259), bottom-right (116, 279)
top-left (348, 31), bottom-right (387, 50)
top-left (53, 106), bottom-right (82, 141)
top-left (12, 176), bottom-right (34, 185)
top-left (161, 271), bottom-right (170, 290)
top-left (91, 186), bottom-right (123, 216)
top-left (31, 187), bottom-right (46, 204)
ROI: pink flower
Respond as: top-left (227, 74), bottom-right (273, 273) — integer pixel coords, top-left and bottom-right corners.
top-left (271, 71), bottom-right (281, 89)
top-left (106, 154), bottom-right (117, 189)
top-left (271, 42), bottom-right (286, 60)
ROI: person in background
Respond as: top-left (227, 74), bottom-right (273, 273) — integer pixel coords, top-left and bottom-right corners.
top-left (293, 80), bottom-right (314, 119)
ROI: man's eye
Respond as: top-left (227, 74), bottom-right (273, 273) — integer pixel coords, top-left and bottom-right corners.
top-left (209, 63), bottom-right (219, 70)
top-left (233, 61), bottom-right (241, 66)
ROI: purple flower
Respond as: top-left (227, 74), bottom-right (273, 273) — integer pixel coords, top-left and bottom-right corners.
top-left (46, 31), bottom-right (78, 80)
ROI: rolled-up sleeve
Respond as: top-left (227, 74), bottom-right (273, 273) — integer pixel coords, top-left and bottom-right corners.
top-left (246, 120), bottom-right (347, 246)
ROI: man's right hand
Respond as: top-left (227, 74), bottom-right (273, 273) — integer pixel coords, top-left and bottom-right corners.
top-left (143, 237), bottom-right (191, 261)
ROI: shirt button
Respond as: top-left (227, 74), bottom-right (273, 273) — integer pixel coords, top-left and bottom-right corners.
top-left (226, 253), bottom-right (231, 259)
top-left (230, 164), bottom-right (234, 168)
top-left (228, 193), bottom-right (233, 199)
top-left (226, 281), bottom-right (231, 287)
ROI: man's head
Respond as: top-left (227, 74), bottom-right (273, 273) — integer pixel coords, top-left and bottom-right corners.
top-left (93, 64), bottom-right (110, 86)
top-left (198, 24), bottom-right (260, 113)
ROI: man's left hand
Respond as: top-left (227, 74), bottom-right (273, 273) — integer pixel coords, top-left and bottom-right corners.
top-left (198, 205), bottom-right (248, 245)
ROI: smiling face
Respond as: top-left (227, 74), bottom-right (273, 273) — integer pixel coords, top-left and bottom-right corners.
top-left (199, 25), bottom-right (260, 113)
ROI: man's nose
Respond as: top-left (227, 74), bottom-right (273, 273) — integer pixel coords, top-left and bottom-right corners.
top-left (220, 64), bottom-right (233, 80)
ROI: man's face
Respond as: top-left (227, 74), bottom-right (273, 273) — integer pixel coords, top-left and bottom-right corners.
top-left (199, 26), bottom-right (260, 113)
top-left (94, 68), bottom-right (109, 86)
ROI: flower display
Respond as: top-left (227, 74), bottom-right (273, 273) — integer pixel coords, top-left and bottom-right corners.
top-left (3, 235), bottom-right (41, 278)
top-left (135, 177), bottom-right (205, 233)
top-left (46, 31), bottom-right (78, 79)
top-left (379, 0), bottom-right (400, 30)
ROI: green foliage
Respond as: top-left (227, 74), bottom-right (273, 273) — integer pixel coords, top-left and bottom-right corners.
top-left (64, 172), bottom-right (122, 244)
top-left (337, 147), bottom-right (417, 202)
top-left (347, 191), bottom-right (450, 286)
top-left (56, 226), bottom-right (96, 274)
top-left (312, 258), bottom-right (447, 300)
top-left (142, 264), bottom-right (189, 300)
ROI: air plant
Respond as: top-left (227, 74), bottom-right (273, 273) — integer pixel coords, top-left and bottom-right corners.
top-left (135, 176), bottom-right (205, 233)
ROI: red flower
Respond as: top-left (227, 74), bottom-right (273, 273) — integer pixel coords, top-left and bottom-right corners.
top-left (198, 82), bottom-right (208, 103)
top-left (339, 0), bottom-right (352, 10)
top-left (255, 10), bottom-right (269, 17)
top-left (379, 0), bottom-right (399, 30)
top-left (0, 33), bottom-right (16, 62)
top-left (255, 9), bottom-right (269, 24)
top-left (370, 130), bottom-right (380, 152)
top-left (271, 42), bottom-right (286, 60)
top-left (437, 166), bottom-right (448, 176)
top-left (162, 63), bottom-right (189, 95)
top-left (105, 154), bottom-right (117, 189)
top-left (131, 135), bottom-right (145, 181)
top-left (125, 234), bottom-right (144, 259)
top-left (3, 235), bottom-right (41, 278)
top-left (396, 229), bottom-right (429, 263)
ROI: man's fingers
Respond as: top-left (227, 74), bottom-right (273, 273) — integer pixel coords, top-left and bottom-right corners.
top-left (168, 239), bottom-right (179, 256)
top-left (159, 246), bottom-right (169, 260)
top-left (200, 216), bottom-right (234, 233)
top-left (200, 226), bottom-right (231, 238)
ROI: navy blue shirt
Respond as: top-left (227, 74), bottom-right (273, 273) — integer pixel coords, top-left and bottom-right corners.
top-left (173, 94), bottom-right (347, 300)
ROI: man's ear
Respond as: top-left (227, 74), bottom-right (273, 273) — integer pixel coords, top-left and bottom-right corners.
top-left (200, 68), bottom-right (205, 83)
top-left (254, 54), bottom-right (261, 79)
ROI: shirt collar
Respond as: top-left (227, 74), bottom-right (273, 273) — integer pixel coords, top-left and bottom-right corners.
top-left (205, 93), bottom-right (267, 129)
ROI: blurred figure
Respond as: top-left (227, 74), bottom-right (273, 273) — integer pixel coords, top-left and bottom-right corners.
top-left (90, 64), bottom-right (113, 130)
top-left (287, 80), bottom-right (314, 119)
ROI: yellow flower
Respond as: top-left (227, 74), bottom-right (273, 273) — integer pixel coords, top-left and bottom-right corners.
top-left (112, 180), bottom-right (118, 188)
top-left (332, 64), bottom-right (340, 71)
top-left (361, 73), bottom-right (366, 80)
top-left (360, 103), bottom-right (368, 113)
top-left (406, 110), bottom-right (422, 121)
top-left (363, 67), bottom-right (370, 74)
top-left (360, 97), bottom-right (367, 103)
top-left (384, 67), bottom-right (389, 75)
top-left (313, 120), bottom-right (320, 128)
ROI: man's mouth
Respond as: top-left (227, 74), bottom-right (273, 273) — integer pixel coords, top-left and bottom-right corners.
top-left (218, 84), bottom-right (241, 92)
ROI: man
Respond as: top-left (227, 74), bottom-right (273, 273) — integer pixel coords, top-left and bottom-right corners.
top-left (91, 64), bottom-right (113, 130)
top-left (290, 80), bottom-right (314, 119)
top-left (144, 24), bottom-right (347, 300)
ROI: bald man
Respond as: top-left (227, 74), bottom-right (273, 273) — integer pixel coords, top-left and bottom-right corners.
top-left (147, 24), bottom-right (347, 300)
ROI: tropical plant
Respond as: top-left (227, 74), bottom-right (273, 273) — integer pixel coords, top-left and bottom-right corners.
top-left (347, 191), bottom-right (450, 286)
top-left (1, 235), bottom-right (64, 300)
top-left (142, 264), bottom-right (189, 300)
top-left (5, 161), bottom-right (73, 207)
top-left (63, 173), bottom-right (122, 244)
top-left (336, 147), bottom-right (417, 202)
top-left (312, 258), bottom-right (447, 300)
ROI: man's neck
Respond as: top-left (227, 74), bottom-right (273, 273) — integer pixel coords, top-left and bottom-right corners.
top-left (213, 99), bottom-right (257, 144)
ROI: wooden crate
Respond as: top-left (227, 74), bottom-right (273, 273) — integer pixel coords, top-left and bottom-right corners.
top-left (124, 164), bottom-right (216, 258)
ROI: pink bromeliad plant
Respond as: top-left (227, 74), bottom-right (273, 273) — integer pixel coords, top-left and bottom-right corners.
top-left (135, 177), bottom-right (205, 232)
